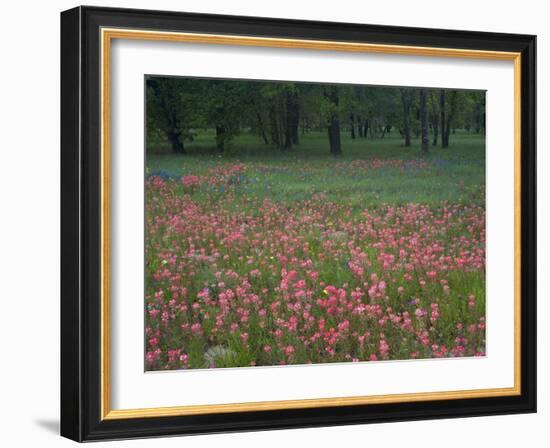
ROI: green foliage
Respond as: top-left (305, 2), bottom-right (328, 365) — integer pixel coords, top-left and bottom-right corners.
top-left (146, 76), bottom-right (486, 155)
top-left (146, 77), bottom-right (207, 143)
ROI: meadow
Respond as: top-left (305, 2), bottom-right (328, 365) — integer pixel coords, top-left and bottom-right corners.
top-left (145, 131), bottom-right (486, 370)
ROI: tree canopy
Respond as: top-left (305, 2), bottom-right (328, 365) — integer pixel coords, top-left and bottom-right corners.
top-left (146, 76), bottom-right (486, 155)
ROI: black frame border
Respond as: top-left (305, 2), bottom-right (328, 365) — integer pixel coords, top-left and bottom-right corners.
top-left (61, 6), bottom-right (536, 442)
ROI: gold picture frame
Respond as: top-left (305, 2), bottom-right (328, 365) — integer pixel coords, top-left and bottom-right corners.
top-left (100, 27), bottom-right (522, 420)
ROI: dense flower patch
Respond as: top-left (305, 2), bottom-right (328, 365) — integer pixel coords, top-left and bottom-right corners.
top-left (145, 161), bottom-right (485, 370)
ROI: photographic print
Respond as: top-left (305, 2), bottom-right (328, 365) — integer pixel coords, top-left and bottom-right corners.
top-left (144, 76), bottom-right (486, 371)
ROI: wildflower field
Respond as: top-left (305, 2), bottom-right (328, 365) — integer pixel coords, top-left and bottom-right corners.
top-left (145, 132), bottom-right (486, 370)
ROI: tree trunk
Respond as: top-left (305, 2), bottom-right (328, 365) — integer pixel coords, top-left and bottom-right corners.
top-left (328, 116), bottom-right (342, 155)
top-left (147, 79), bottom-right (186, 154)
top-left (324, 86), bottom-right (342, 155)
top-left (364, 120), bottom-right (369, 139)
top-left (285, 90), bottom-right (300, 148)
top-left (215, 125), bottom-right (225, 153)
top-left (357, 116), bottom-right (363, 137)
top-left (167, 129), bottom-right (185, 154)
top-left (432, 122), bottom-right (439, 146)
top-left (269, 106), bottom-right (280, 147)
top-left (401, 90), bottom-right (411, 147)
top-left (290, 95), bottom-right (300, 145)
top-left (440, 90), bottom-right (448, 148)
top-left (284, 112), bottom-right (293, 150)
top-left (441, 90), bottom-right (458, 148)
top-left (402, 110), bottom-right (410, 146)
top-left (420, 89), bottom-right (429, 153)
top-left (350, 114), bottom-right (356, 139)
top-left (256, 112), bottom-right (269, 145)
top-left (430, 94), bottom-right (439, 146)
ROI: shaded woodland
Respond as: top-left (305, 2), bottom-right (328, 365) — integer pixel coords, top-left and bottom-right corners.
top-left (146, 77), bottom-right (486, 155)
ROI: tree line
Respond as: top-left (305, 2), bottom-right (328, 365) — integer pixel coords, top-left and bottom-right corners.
top-left (146, 76), bottom-right (486, 155)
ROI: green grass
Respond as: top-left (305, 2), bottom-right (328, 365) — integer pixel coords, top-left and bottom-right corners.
top-left (146, 130), bottom-right (485, 208)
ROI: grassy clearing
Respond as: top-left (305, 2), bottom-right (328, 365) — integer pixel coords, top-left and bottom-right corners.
top-left (147, 131), bottom-right (485, 208)
top-left (144, 130), bottom-right (486, 370)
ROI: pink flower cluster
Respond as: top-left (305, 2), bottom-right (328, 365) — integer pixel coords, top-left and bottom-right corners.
top-left (145, 162), bottom-right (485, 371)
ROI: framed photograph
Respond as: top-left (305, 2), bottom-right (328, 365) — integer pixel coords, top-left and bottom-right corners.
top-left (61, 6), bottom-right (536, 441)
